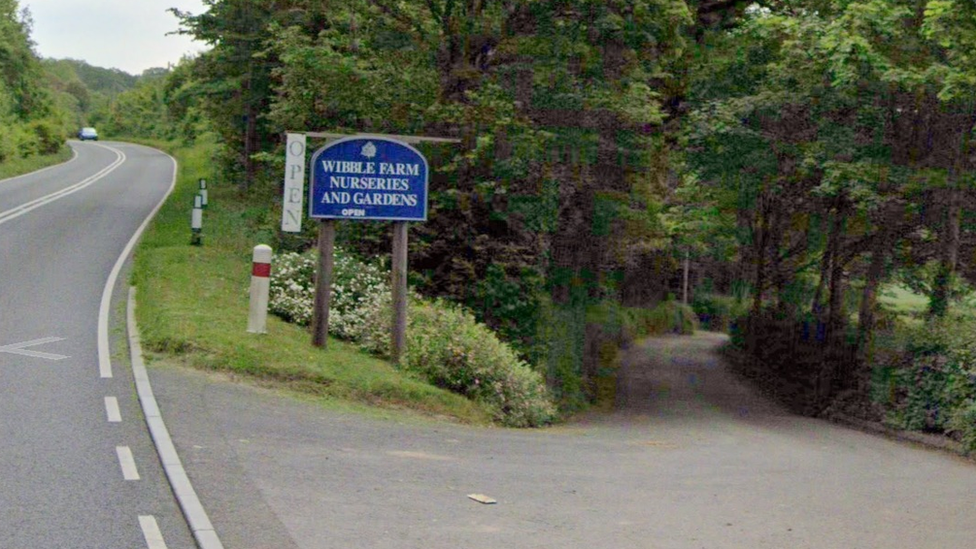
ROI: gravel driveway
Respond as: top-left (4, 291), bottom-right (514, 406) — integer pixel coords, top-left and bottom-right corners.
top-left (150, 332), bottom-right (976, 549)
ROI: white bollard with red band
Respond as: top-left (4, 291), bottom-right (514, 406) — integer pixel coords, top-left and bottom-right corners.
top-left (247, 245), bottom-right (273, 334)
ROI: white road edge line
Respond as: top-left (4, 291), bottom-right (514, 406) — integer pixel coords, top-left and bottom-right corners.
top-left (139, 515), bottom-right (169, 549)
top-left (0, 145), bottom-right (79, 186)
top-left (116, 446), bottom-right (140, 480)
top-left (102, 145), bottom-right (223, 549)
top-left (105, 397), bottom-right (122, 423)
top-left (96, 144), bottom-right (173, 379)
top-left (110, 146), bottom-right (223, 549)
top-left (129, 287), bottom-right (225, 549)
top-left (0, 143), bottom-right (124, 226)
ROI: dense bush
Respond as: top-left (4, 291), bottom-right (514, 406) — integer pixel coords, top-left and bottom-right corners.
top-left (625, 299), bottom-right (698, 336)
top-left (353, 295), bottom-right (556, 427)
top-left (268, 249), bottom-right (556, 427)
top-left (0, 118), bottom-right (65, 161)
top-left (267, 252), bottom-right (316, 325)
top-left (875, 318), bottom-right (976, 451)
top-left (30, 119), bottom-right (64, 154)
top-left (691, 293), bottom-right (748, 332)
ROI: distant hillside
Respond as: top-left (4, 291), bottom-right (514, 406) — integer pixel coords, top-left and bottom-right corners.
top-left (42, 58), bottom-right (138, 96)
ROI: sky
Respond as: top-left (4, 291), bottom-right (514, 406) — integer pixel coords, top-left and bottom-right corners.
top-left (22, 0), bottom-right (207, 75)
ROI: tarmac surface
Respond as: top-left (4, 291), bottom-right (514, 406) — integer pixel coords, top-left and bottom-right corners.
top-left (150, 332), bottom-right (976, 549)
top-left (0, 142), bottom-right (194, 549)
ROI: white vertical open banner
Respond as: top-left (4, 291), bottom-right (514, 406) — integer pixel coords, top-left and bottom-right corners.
top-left (281, 133), bottom-right (307, 232)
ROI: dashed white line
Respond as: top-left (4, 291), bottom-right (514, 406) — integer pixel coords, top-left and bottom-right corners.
top-left (139, 515), bottom-right (168, 549)
top-left (105, 397), bottom-right (121, 423)
top-left (116, 446), bottom-right (140, 480)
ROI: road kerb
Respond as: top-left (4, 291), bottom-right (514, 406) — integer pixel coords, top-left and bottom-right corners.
top-left (824, 411), bottom-right (971, 461)
top-left (127, 286), bottom-right (225, 549)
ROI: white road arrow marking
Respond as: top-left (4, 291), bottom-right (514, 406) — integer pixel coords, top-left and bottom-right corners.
top-left (0, 337), bottom-right (69, 361)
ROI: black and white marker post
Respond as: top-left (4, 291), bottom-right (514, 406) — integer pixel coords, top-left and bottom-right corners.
top-left (199, 178), bottom-right (208, 209)
top-left (190, 194), bottom-right (203, 246)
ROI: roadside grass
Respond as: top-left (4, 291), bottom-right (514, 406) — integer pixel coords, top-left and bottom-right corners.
top-left (0, 145), bottom-right (73, 180)
top-left (877, 283), bottom-right (976, 323)
top-left (878, 284), bottom-right (929, 316)
top-left (130, 137), bottom-right (490, 424)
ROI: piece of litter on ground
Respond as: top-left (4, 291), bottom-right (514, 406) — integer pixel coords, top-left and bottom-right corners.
top-left (468, 494), bottom-right (497, 504)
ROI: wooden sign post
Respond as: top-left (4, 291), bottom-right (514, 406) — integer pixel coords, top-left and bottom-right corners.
top-left (390, 221), bottom-right (409, 364)
top-left (311, 220), bottom-right (335, 348)
top-left (302, 134), bottom-right (455, 361)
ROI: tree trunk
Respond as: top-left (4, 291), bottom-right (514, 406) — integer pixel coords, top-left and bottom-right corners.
top-left (749, 196), bottom-right (768, 319)
top-left (243, 72), bottom-right (258, 192)
top-left (857, 238), bottom-right (887, 365)
top-left (747, 194), bottom-right (769, 356)
top-left (826, 244), bottom-right (846, 339)
top-left (812, 210), bottom-right (842, 319)
top-left (682, 249), bottom-right (690, 305)
top-left (929, 181), bottom-right (961, 318)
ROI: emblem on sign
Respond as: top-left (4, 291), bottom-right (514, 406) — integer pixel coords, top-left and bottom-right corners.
top-left (361, 142), bottom-right (377, 158)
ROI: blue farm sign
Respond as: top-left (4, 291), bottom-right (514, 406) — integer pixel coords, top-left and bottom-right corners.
top-left (308, 136), bottom-right (429, 221)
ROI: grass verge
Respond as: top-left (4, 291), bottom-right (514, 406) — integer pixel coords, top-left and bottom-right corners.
top-left (130, 137), bottom-right (490, 424)
top-left (0, 145), bottom-right (73, 180)
top-left (878, 284), bottom-right (929, 316)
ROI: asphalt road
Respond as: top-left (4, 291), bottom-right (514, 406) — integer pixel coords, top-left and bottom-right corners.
top-left (149, 332), bottom-right (976, 549)
top-left (19, 143), bottom-right (973, 548)
top-left (0, 142), bottom-right (195, 548)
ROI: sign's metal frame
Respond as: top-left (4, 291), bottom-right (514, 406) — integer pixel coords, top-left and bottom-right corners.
top-left (297, 131), bottom-right (461, 145)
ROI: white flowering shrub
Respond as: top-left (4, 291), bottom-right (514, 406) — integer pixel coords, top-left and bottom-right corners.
top-left (268, 252), bottom-right (316, 325)
top-left (268, 249), bottom-right (556, 427)
top-left (269, 249), bottom-right (387, 337)
top-left (330, 250), bottom-right (388, 338)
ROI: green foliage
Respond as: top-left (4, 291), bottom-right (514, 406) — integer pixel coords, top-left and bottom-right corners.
top-left (401, 300), bottom-right (556, 427)
top-left (152, 0), bottom-right (976, 419)
top-left (28, 118), bottom-right (62, 154)
top-left (691, 293), bottom-right (748, 332)
top-left (43, 58), bottom-right (138, 95)
top-left (896, 261), bottom-right (974, 317)
top-left (0, 0), bottom-right (50, 119)
top-left (468, 263), bottom-right (548, 364)
top-left (266, 249), bottom-right (556, 427)
top-left (0, 142), bottom-right (70, 179)
top-left (0, 0), bottom-right (70, 161)
top-left (102, 78), bottom-right (172, 139)
top-left (628, 299), bottom-right (699, 336)
top-left (350, 292), bottom-right (557, 427)
top-left (268, 249), bottom-right (388, 340)
top-left (167, 0), bottom-right (702, 410)
top-left (133, 137), bottom-right (490, 424)
top-left (948, 401), bottom-right (976, 454)
top-left (874, 318), bottom-right (976, 448)
top-left (541, 300), bottom-right (588, 412)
